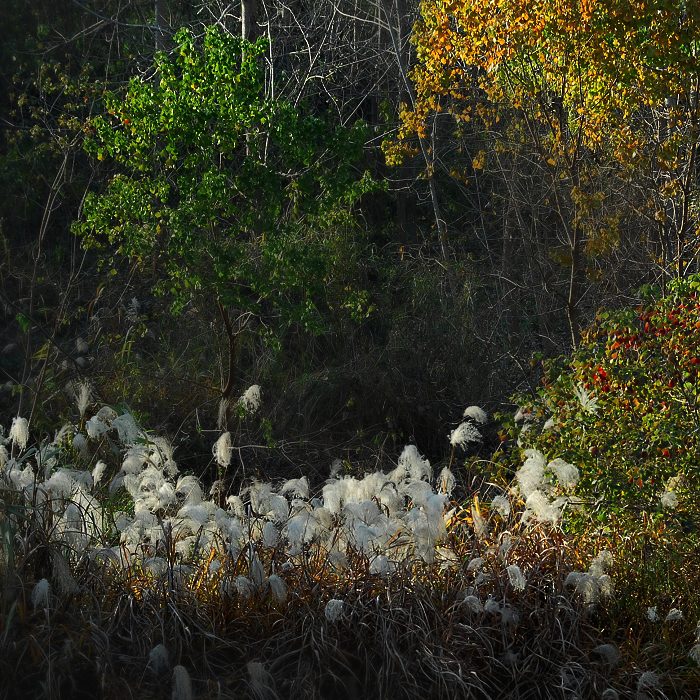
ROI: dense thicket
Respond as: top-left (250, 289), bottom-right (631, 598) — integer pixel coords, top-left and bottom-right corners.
top-left (2, 3), bottom-right (700, 699)
top-left (1, 0), bottom-right (699, 473)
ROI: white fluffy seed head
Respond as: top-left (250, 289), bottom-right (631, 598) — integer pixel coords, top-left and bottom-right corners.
top-left (238, 385), bottom-right (262, 414)
top-left (665, 608), bottom-right (683, 622)
top-left (247, 661), bottom-right (274, 696)
top-left (92, 460), bottom-right (107, 486)
top-left (148, 643), bottom-right (170, 675)
top-left (213, 432), bottom-right (232, 468)
top-left (171, 665), bottom-right (192, 700)
top-left (73, 380), bottom-right (92, 418)
top-left (516, 449), bottom-right (546, 498)
top-left (112, 412), bottom-right (140, 445)
top-left (86, 416), bottom-right (109, 440)
top-left (31, 578), bottom-right (50, 609)
top-left (592, 644), bottom-right (620, 667)
top-left (506, 564), bottom-right (526, 592)
top-left (637, 671), bottom-right (659, 690)
top-left (324, 598), bottom-right (344, 622)
top-left (462, 405), bottom-right (487, 424)
top-left (548, 458), bottom-right (579, 490)
top-left (398, 444), bottom-right (432, 481)
top-left (588, 550), bottom-right (613, 578)
top-left (437, 467), bottom-right (456, 495)
top-left (449, 421), bottom-right (482, 448)
top-left (262, 521), bottom-right (279, 548)
top-left (268, 574), bottom-right (287, 603)
top-left (9, 416), bottom-right (29, 450)
top-left (660, 490), bottom-right (678, 510)
top-left (491, 494), bottom-right (511, 518)
top-left (463, 595), bottom-right (483, 613)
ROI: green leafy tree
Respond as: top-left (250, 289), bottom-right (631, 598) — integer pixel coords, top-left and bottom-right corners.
top-left (75, 27), bottom-right (377, 402)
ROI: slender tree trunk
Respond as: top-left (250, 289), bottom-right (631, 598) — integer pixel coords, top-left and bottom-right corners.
top-left (242, 0), bottom-right (258, 41)
top-left (379, 0), bottom-right (449, 259)
top-left (154, 0), bottom-right (166, 52)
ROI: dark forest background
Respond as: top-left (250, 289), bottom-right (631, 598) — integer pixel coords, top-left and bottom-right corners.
top-left (0, 0), bottom-right (685, 481)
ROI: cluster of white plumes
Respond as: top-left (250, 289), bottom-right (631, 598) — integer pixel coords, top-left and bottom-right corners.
top-left (0, 409), bottom-right (467, 598)
top-left (513, 449), bottom-right (580, 523)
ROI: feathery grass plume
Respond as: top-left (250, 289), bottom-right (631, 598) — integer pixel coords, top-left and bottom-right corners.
top-left (72, 380), bottom-right (92, 418)
top-left (471, 503), bottom-right (488, 538)
top-left (31, 578), bottom-right (50, 610)
top-left (248, 551), bottom-right (266, 588)
top-left (463, 595), bottom-right (483, 613)
top-left (86, 415), bottom-right (109, 439)
top-left (588, 550), bottom-right (613, 578)
top-left (9, 416), bottom-right (29, 450)
top-left (689, 644), bottom-right (700, 665)
top-left (543, 416), bottom-right (556, 430)
top-left (148, 643), bottom-right (170, 675)
top-left (665, 608), bottom-right (683, 622)
top-left (598, 574), bottom-right (614, 598)
top-left (449, 421), bottom-right (482, 448)
top-left (484, 597), bottom-right (500, 615)
top-left (175, 475), bottom-right (203, 504)
top-left (235, 576), bottom-right (254, 599)
top-left (95, 405), bottom-right (117, 424)
top-left (268, 574), bottom-right (287, 603)
top-left (238, 384), bottom-right (262, 414)
top-left (548, 458), bottom-right (579, 490)
top-left (592, 644), bottom-right (621, 668)
top-left (112, 412), bottom-right (140, 445)
top-left (462, 405), bottom-right (487, 424)
top-left (171, 665), bottom-right (192, 700)
top-left (262, 521), bottom-right (279, 548)
top-left (516, 449), bottom-right (546, 497)
top-left (498, 533), bottom-right (513, 560)
top-left (75, 336), bottom-right (89, 355)
top-left (437, 467), bottom-right (456, 495)
top-left (125, 296), bottom-right (140, 323)
top-left (506, 564), bottom-right (526, 592)
top-left (660, 490), bottom-right (678, 509)
top-left (600, 690), bottom-right (619, 700)
top-left (280, 476), bottom-right (309, 499)
top-left (73, 432), bottom-right (89, 457)
top-left (574, 383), bottom-right (598, 414)
top-left (467, 557), bottom-right (484, 572)
top-left (523, 490), bottom-right (565, 524)
top-left (491, 494), bottom-right (510, 518)
top-left (248, 481), bottom-right (288, 521)
top-left (398, 444), bottom-right (432, 481)
top-left (324, 598), bottom-right (344, 622)
top-left (646, 606), bottom-right (659, 621)
top-left (636, 671), bottom-right (659, 694)
top-left (152, 436), bottom-right (178, 477)
top-left (247, 661), bottom-right (275, 700)
top-left (213, 431), bottom-right (232, 469)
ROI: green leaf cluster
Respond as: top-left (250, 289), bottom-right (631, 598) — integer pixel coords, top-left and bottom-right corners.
top-left (75, 26), bottom-right (379, 329)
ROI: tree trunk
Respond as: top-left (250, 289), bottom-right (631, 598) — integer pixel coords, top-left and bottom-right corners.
top-left (242, 0), bottom-right (258, 41)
